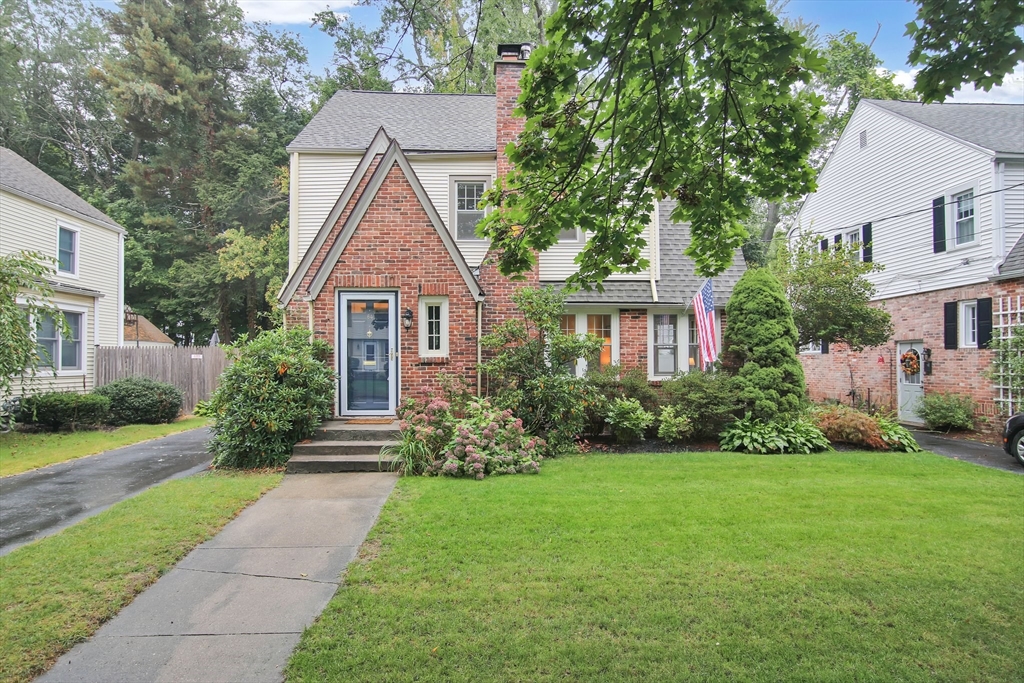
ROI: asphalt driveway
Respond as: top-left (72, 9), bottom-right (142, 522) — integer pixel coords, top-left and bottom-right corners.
top-left (911, 430), bottom-right (1023, 474)
top-left (0, 427), bottom-right (213, 555)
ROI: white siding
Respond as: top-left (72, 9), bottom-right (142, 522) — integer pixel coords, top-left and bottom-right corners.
top-left (795, 102), bottom-right (1001, 300)
top-left (1, 189), bottom-right (122, 395)
top-left (539, 222), bottom-right (655, 282)
top-left (1001, 161), bottom-right (1024, 260)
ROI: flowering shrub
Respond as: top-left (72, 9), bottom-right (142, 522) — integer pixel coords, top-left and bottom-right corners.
top-left (425, 399), bottom-right (544, 479)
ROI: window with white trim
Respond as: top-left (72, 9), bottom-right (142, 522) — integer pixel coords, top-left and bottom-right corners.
top-left (587, 314), bottom-right (613, 369)
top-left (36, 311), bottom-right (82, 370)
top-left (953, 190), bottom-right (975, 245)
top-left (845, 229), bottom-right (861, 260)
top-left (57, 226), bottom-right (78, 274)
top-left (799, 341), bottom-right (822, 354)
top-left (561, 310), bottom-right (618, 375)
top-left (451, 179), bottom-right (489, 240)
top-left (961, 300), bottom-right (978, 348)
top-left (687, 315), bottom-right (702, 371)
top-left (652, 313), bottom-right (678, 376)
top-left (418, 296), bottom-right (448, 357)
top-left (557, 227), bottom-right (580, 242)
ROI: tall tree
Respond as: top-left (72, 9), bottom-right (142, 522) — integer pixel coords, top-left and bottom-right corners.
top-left (479, 0), bottom-right (824, 285)
top-left (906, 0), bottom-right (1024, 102)
top-left (313, 0), bottom-right (554, 97)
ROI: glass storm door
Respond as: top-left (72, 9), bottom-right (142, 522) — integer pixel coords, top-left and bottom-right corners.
top-left (897, 340), bottom-right (924, 425)
top-left (338, 293), bottom-right (397, 415)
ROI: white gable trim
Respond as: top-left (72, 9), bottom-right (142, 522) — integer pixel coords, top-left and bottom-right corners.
top-left (0, 186), bottom-right (126, 235)
top-left (305, 139), bottom-right (485, 302)
top-left (279, 127), bottom-right (393, 305)
top-left (862, 100), bottom-right (997, 158)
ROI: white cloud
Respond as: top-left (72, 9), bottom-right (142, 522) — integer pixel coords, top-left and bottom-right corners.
top-left (238, 1), bottom-right (354, 24)
top-left (886, 63), bottom-right (1024, 104)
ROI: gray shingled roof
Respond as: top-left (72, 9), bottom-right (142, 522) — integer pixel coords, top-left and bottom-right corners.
top-left (995, 233), bottom-right (1024, 280)
top-left (546, 200), bottom-right (747, 306)
top-left (0, 147), bottom-right (124, 232)
top-left (867, 100), bottom-right (1024, 155)
top-left (288, 91), bottom-right (497, 152)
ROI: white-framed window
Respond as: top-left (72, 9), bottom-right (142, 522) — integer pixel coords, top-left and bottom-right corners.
top-left (418, 296), bottom-right (448, 357)
top-left (651, 313), bottom-right (679, 377)
top-left (845, 229), bottom-right (861, 260)
top-left (961, 300), bottom-right (978, 348)
top-left (450, 177), bottom-right (490, 240)
top-left (36, 310), bottom-right (83, 371)
top-left (952, 190), bottom-right (975, 245)
top-left (799, 340), bottom-right (822, 354)
top-left (687, 315), bottom-right (702, 370)
top-left (557, 226), bottom-right (580, 242)
top-left (57, 225), bottom-right (79, 275)
top-left (561, 310), bottom-right (619, 376)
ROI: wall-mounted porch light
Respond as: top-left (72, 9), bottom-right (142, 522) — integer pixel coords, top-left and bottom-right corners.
top-left (402, 308), bottom-right (414, 330)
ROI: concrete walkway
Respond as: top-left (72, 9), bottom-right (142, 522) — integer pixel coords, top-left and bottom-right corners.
top-left (911, 430), bottom-right (1023, 474)
top-left (0, 427), bottom-right (213, 555)
top-left (39, 472), bottom-right (398, 683)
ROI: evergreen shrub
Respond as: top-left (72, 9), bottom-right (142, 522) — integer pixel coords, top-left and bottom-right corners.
top-left (206, 328), bottom-right (334, 469)
top-left (94, 376), bottom-right (182, 425)
top-left (661, 370), bottom-right (741, 439)
top-left (918, 393), bottom-right (977, 432)
top-left (19, 391), bottom-right (110, 431)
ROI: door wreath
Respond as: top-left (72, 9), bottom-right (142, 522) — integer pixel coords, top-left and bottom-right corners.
top-left (900, 349), bottom-right (920, 376)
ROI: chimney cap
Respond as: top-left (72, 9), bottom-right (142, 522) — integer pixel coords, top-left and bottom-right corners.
top-left (496, 43), bottom-right (533, 61)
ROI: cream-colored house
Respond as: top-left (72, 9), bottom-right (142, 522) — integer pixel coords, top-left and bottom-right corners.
top-left (1, 146), bottom-right (125, 395)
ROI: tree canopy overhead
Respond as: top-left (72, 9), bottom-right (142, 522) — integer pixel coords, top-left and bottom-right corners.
top-left (479, 0), bottom-right (825, 286)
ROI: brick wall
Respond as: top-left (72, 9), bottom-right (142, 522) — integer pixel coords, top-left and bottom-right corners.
top-left (618, 309), bottom-right (648, 373)
top-left (495, 52), bottom-right (525, 179)
top-left (801, 279), bottom-right (1023, 420)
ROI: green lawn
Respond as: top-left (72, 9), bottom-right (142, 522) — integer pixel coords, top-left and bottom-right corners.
top-left (0, 469), bottom-right (281, 683)
top-left (288, 452), bottom-right (1024, 682)
top-left (0, 416), bottom-right (209, 477)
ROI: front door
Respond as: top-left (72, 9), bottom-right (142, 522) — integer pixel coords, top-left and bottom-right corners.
top-left (897, 340), bottom-right (924, 425)
top-left (338, 292), bottom-right (397, 415)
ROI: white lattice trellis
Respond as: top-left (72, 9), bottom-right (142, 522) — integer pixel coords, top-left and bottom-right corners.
top-left (993, 295), bottom-right (1023, 415)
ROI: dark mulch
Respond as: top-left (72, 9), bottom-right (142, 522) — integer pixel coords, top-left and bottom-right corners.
top-left (579, 435), bottom-right (720, 454)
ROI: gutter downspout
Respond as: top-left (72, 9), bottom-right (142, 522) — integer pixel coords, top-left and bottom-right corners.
top-left (476, 300), bottom-right (483, 397)
top-left (650, 201), bottom-right (659, 302)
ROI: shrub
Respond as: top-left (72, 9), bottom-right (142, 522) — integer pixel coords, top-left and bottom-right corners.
top-left (722, 268), bottom-right (807, 421)
top-left (19, 391), bottom-right (110, 431)
top-left (918, 393), bottom-right (977, 432)
top-left (875, 415), bottom-right (922, 452)
top-left (656, 405), bottom-right (693, 443)
top-left (605, 397), bottom-right (655, 444)
top-left (661, 371), bottom-right (741, 439)
top-left (94, 376), bottom-right (182, 426)
top-left (206, 328), bottom-right (334, 469)
top-left (382, 397), bottom-right (458, 475)
top-left (813, 404), bottom-right (888, 450)
top-left (585, 365), bottom-right (661, 436)
top-left (425, 398), bottom-right (544, 479)
top-left (719, 416), bottom-right (830, 454)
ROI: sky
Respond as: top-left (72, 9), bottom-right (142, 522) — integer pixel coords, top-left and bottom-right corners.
top-left (95, 0), bottom-right (1024, 104)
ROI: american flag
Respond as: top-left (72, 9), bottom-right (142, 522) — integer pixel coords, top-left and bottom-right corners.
top-left (691, 279), bottom-right (718, 370)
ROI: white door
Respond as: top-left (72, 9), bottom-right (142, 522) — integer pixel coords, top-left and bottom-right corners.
top-left (897, 340), bottom-right (924, 425)
top-left (338, 292), bottom-right (398, 416)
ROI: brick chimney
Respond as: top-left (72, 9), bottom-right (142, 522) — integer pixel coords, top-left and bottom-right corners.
top-left (494, 43), bottom-right (531, 179)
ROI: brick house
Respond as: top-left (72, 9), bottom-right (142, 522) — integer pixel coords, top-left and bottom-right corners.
top-left (792, 99), bottom-right (1024, 425)
top-left (279, 43), bottom-right (744, 417)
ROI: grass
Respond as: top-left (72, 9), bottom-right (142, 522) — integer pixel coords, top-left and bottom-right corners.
top-left (288, 451), bottom-right (1024, 682)
top-left (0, 416), bottom-right (209, 477)
top-left (0, 469), bottom-right (281, 683)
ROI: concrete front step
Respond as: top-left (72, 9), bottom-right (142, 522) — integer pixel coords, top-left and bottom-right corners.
top-left (312, 420), bottom-right (400, 442)
top-left (292, 441), bottom-right (395, 456)
top-left (286, 454), bottom-right (395, 474)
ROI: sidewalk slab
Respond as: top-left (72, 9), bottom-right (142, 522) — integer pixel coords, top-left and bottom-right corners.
top-left (39, 472), bottom-right (398, 683)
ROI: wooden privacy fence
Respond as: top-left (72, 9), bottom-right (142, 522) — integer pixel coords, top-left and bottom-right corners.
top-left (95, 346), bottom-right (232, 414)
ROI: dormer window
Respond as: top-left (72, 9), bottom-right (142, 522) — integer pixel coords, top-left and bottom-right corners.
top-left (451, 178), bottom-right (489, 240)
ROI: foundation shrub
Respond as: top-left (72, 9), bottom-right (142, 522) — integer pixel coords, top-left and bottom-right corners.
top-left (656, 405), bottom-right (693, 444)
top-left (18, 391), bottom-right (110, 431)
top-left (813, 404), bottom-right (888, 450)
top-left (719, 416), bottom-right (830, 454)
top-left (875, 415), bottom-right (923, 452)
top-left (584, 365), bottom-right (661, 436)
top-left (660, 371), bottom-right (742, 439)
top-left (94, 376), bottom-right (182, 426)
top-left (206, 328), bottom-right (334, 469)
top-left (605, 397), bottom-right (655, 444)
top-left (426, 398), bottom-right (544, 479)
top-left (918, 393), bottom-right (978, 432)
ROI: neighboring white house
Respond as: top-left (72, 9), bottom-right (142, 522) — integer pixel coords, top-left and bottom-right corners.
top-left (791, 99), bottom-right (1024, 423)
top-left (1, 146), bottom-right (126, 395)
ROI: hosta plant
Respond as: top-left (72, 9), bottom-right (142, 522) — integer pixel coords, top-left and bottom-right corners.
top-left (720, 416), bottom-right (831, 454)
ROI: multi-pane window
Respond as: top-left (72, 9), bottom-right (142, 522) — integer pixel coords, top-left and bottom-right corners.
top-left (961, 300), bottom-right (978, 348)
top-left (58, 227), bottom-right (77, 274)
top-left (688, 315), bottom-right (701, 371)
top-left (426, 304), bottom-right (442, 351)
top-left (559, 314), bottom-right (576, 336)
top-left (456, 181), bottom-right (486, 240)
top-left (845, 229), bottom-right (861, 260)
top-left (954, 191), bottom-right (975, 245)
top-left (587, 314), bottom-right (612, 368)
top-left (653, 314), bottom-right (677, 376)
top-left (36, 311), bottom-right (82, 370)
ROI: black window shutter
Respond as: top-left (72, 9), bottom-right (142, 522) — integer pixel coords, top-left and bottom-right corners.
top-left (820, 340), bottom-right (829, 354)
top-left (944, 301), bottom-right (958, 349)
top-left (820, 238), bottom-right (828, 252)
top-left (862, 223), bottom-right (873, 262)
top-left (978, 297), bottom-right (993, 348)
top-left (932, 197), bottom-right (946, 253)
